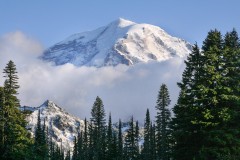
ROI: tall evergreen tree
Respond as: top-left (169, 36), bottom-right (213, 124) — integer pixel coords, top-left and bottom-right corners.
top-left (0, 60), bottom-right (32, 160)
top-left (123, 116), bottom-right (138, 160)
top-left (106, 113), bottom-right (116, 160)
top-left (172, 29), bottom-right (240, 159)
top-left (118, 119), bottom-right (123, 159)
top-left (150, 123), bottom-right (157, 160)
top-left (72, 136), bottom-right (78, 160)
top-left (34, 110), bottom-right (49, 159)
top-left (90, 96), bottom-right (106, 160)
top-left (142, 109), bottom-right (151, 160)
top-left (197, 29), bottom-right (234, 159)
top-left (77, 132), bottom-right (83, 160)
top-left (83, 118), bottom-right (88, 160)
top-left (172, 44), bottom-right (205, 159)
top-left (3, 60), bottom-right (20, 107)
top-left (135, 120), bottom-right (140, 159)
top-left (156, 84), bottom-right (171, 160)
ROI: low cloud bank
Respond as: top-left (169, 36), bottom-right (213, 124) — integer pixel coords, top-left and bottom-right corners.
top-left (0, 32), bottom-right (186, 122)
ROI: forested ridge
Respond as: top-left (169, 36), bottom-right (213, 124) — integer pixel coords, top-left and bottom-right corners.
top-left (0, 29), bottom-right (239, 160)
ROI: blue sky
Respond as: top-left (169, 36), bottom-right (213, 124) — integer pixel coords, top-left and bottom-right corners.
top-left (1, 0), bottom-right (239, 47)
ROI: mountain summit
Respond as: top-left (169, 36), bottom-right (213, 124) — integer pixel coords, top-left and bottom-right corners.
top-left (41, 18), bottom-right (191, 67)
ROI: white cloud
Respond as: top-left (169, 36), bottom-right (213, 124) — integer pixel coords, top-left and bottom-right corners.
top-left (0, 32), bottom-right (186, 123)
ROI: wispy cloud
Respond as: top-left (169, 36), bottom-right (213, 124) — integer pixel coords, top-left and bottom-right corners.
top-left (0, 32), bottom-right (185, 122)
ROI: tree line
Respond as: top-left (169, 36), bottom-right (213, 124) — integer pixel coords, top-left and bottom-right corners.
top-left (0, 28), bottom-right (239, 160)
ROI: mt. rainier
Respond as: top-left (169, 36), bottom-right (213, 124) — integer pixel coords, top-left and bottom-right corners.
top-left (41, 18), bottom-right (191, 67)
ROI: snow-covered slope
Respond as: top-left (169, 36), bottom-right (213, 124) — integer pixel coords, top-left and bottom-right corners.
top-left (26, 100), bottom-right (84, 151)
top-left (41, 18), bottom-right (191, 67)
top-left (25, 100), bottom-right (144, 152)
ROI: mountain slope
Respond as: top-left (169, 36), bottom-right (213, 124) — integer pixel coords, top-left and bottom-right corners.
top-left (26, 100), bottom-right (84, 151)
top-left (25, 100), bottom-right (144, 152)
top-left (41, 18), bottom-right (191, 67)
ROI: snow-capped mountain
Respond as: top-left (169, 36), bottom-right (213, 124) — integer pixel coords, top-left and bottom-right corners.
top-left (41, 18), bottom-right (191, 67)
top-left (26, 100), bottom-right (84, 152)
top-left (25, 100), bottom-right (144, 152)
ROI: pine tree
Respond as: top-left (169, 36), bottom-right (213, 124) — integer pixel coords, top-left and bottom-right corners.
top-left (88, 121), bottom-right (94, 160)
top-left (83, 118), bottom-right (88, 160)
top-left (106, 113), bottom-right (115, 160)
top-left (150, 123), bottom-right (157, 160)
top-left (72, 136), bottom-right (78, 160)
top-left (0, 60), bottom-right (32, 160)
top-left (156, 84), bottom-right (171, 160)
top-left (34, 110), bottom-right (49, 159)
top-left (123, 116), bottom-right (138, 160)
top-left (3, 60), bottom-right (20, 107)
top-left (172, 29), bottom-right (240, 159)
top-left (142, 109), bottom-right (151, 160)
top-left (77, 132), bottom-right (83, 160)
top-left (118, 119), bottom-right (123, 159)
top-left (135, 120), bottom-right (140, 159)
top-left (172, 44), bottom-right (205, 159)
top-left (90, 96), bottom-right (106, 160)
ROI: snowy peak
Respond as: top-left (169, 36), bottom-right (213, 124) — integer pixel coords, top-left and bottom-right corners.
top-left (41, 18), bottom-right (192, 67)
top-left (110, 18), bottom-right (136, 28)
top-left (26, 100), bottom-right (84, 152)
top-left (25, 100), bottom-right (145, 152)
top-left (39, 100), bottom-right (62, 111)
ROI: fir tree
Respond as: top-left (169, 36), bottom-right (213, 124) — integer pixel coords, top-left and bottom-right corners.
top-left (3, 60), bottom-right (20, 107)
top-left (123, 116), bottom-right (138, 160)
top-left (150, 123), bottom-right (157, 160)
top-left (172, 44), bottom-right (205, 159)
top-left (72, 136), bottom-right (78, 160)
top-left (156, 84), bottom-right (171, 160)
top-left (118, 119), bottom-right (123, 159)
top-left (172, 29), bottom-right (240, 159)
top-left (106, 113), bottom-right (115, 160)
top-left (83, 118), bottom-right (88, 160)
top-left (34, 110), bottom-right (49, 159)
top-left (90, 96), bottom-right (106, 160)
top-left (0, 60), bottom-right (32, 160)
top-left (142, 109), bottom-right (151, 160)
top-left (135, 120), bottom-right (140, 159)
top-left (77, 132), bottom-right (83, 160)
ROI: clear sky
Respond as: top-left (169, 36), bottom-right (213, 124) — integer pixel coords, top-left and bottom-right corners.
top-left (1, 0), bottom-right (239, 47)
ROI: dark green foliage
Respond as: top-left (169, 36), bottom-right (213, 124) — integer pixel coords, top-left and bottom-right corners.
top-left (90, 96), bottom-right (106, 159)
top-left (72, 131), bottom-right (84, 160)
top-left (150, 123), bottom-right (157, 160)
top-left (0, 60), bottom-right (32, 160)
top-left (3, 60), bottom-right (20, 107)
top-left (123, 116), bottom-right (139, 160)
top-left (172, 29), bottom-right (240, 159)
top-left (106, 113), bottom-right (117, 160)
top-left (118, 119), bottom-right (123, 159)
top-left (156, 84), bottom-right (171, 160)
top-left (83, 118), bottom-right (88, 160)
top-left (172, 44), bottom-right (204, 159)
top-left (72, 136), bottom-right (78, 160)
top-left (34, 110), bottom-right (49, 159)
top-left (141, 109), bottom-right (152, 160)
